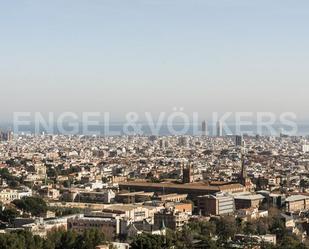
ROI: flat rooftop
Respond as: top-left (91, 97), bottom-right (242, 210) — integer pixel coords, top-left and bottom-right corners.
top-left (117, 191), bottom-right (154, 196)
top-left (286, 195), bottom-right (309, 202)
top-left (234, 194), bottom-right (265, 201)
top-left (119, 181), bottom-right (244, 191)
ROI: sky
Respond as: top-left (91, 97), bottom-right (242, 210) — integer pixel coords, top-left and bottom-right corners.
top-left (0, 0), bottom-right (308, 123)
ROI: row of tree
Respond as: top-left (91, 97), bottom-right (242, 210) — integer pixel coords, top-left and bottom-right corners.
top-left (0, 229), bottom-right (106, 249)
top-left (131, 232), bottom-right (308, 249)
top-left (0, 220), bottom-right (307, 249)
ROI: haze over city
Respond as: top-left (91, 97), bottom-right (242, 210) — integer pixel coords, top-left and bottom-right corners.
top-left (1, 0), bottom-right (309, 123)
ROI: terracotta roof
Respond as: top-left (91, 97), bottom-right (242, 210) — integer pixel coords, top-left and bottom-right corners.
top-left (119, 181), bottom-right (244, 191)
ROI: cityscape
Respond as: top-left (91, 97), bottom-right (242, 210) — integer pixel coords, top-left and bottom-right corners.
top-left (1, 127), bottom-right (309, 248)
top-left (1, 1), bottom-right (309, 249)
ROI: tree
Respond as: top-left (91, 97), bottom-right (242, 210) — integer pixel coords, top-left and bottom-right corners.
top-left (0, 168), bottom-right (21, 188)
top-left (215, 216), bottom-right (237, 241)
top-left (57, 230), bottom-right (77, 249)
top-left (0, 229), bottom-right (106, 249)
top-left (0, 206), bottom-right (19, 224)
top-left (188, 220), bottom-right (216, 239)
top-left (174, 226), bottom-right (194, 249)
top-left (269, 216), bottom-right (286, 240)
top-left (243, 221), bottom-right (257, 235)
top-left (75, 229), bottom-right (106, 249)
top-left (256, 218), bottom-right (270, 235)
top-left (130, 234), bottom-right (170, 249)
top-left (195, 238), bottom-right (219, 249)
top-left (278, 235), bottom-right (308, 249)
top-left (0, 230), bottom-right (44, 249)
top-left (13, 196), bottom-right (47, 217)
top-left (53, 207), bottom-right (82, 217)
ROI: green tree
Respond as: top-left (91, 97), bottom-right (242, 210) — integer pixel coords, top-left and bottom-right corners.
top-left (278, 235), bottom-right (308, 249)
top-left (188, 220), bottom-right (216, 239)
top-left (243, 221), bottom-right (257, 235)
top-left (131, 234), bottom-right (170, 249)
top-left (174, 226), bottom-right (194, 249)
top-left (57, 230), bottom-right (77, 249)
top-left (13, 196), bottom-right (47, 217)
top-left (0, 206), bottom-right (19, 223)
top-left (215, 216), bottom-right (237, 241)
top-left (0, 168), bottom-right (21, 188)
top-left (256, 218), bottom-right (269, 235)
top-left (75, 229), bottom-right (106, 249)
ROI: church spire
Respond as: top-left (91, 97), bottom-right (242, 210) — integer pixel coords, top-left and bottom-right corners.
top-left (240, 155), bottom-right (248, 179)
top-left (239, 154), bottom-right (252, 191)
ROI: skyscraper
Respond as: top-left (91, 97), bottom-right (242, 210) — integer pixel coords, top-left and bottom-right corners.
top-left (0, 130), bottom-right (13, 141)
top-left (216, 121), bottom-right (223, 137)
top-left (235, 135), bottom-right (244, 147)
top-left (201, 120), bottom-right (208, 136)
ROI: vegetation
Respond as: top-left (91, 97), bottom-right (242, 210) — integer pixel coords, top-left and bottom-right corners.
top-left (0, 211), bottom-right (308, 249)
top-left (129, 216), bottom-right (309, 249)
top-left (0, 168), bottom-right (21, 188)
top-left (131, 233), bottom-right (173, 249)
top-left (0, 206), bottom-right (19, 223)
top-left (12, 196), bottom-right (47, 216)
top-left (0, 229), bottom-right (106, 249)
top-left (48, 207), bottom-right (83, 217)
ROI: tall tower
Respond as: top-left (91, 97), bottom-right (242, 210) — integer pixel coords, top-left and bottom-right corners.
top-left (240, 157), bottom-right (248, 180)
top-left (7, 130), bottom-right (13, 141)
top-left (201, 120), bottom-right (208, 136)
top-left (235, 135), bottom-right (244, 147)
top-left (183, 163), bottom-right (194, 184)
top-left (216, 121), bottom-right (223, 137)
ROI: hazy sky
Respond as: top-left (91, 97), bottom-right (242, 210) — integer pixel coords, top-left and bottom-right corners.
top-left (0, 0), bottom-right (308, 122)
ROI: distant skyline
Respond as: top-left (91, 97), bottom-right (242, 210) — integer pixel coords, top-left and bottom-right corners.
top-left (0, 0), bottom-right (309, 122)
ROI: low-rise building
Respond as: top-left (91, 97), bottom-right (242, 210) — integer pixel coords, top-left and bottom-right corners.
top-left (67, 214), bottom-right (120, 240)
top-left (234, 194), bottom-right (264, 210)
top-left (116, 191), bottom-right (154, 204)
top-left (154, 193), bottom-right (188, 202)
top-left (0, 188), bottom-right (32, 204)
top-left (154, 209), bottom-right (189, 230)
top-left (285, 195), bottom-right (309, 213)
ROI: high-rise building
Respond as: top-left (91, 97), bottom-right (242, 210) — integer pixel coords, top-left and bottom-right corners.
top-left (302, 144), bottom-right (309, 153)
top-left (7, 131), bottom-right (13, 141)
top-left (235, 135), bottom-right (244, 147)
top-left (216, 121), bottom-right (223, 137)
top-left (0, 130), bottom-right (13, 141)
top-left (159, 139), bottom-right (169, 149)
top-left (201, 120), bottom-right (208, 136)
